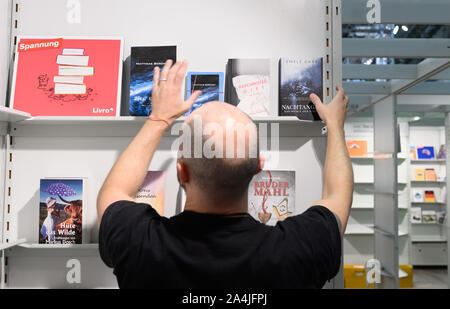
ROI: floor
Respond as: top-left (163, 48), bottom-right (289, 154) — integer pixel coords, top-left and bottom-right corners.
top-left (413, 267), bottom-right (448, 289)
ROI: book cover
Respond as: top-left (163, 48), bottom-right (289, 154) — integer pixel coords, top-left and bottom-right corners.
top-left (422, 210), bottom-right (437, 224)
top-left (11, 37), bottom-right (123, 116)
top-left (416, 146), bottom-right (435, 159)
top-left (129, 46), bottom-right (176, 116)
top-left (437, 144), bottom-right (446, 159)
top-left (185, 72), bottom-right (224, 116)
top-left (346, 140), bottom-right (368, 157)
top-left (278, 57), bottom-right (323, 121)
top-left (412, 189), bottom-right (424, 202)
top-left (248, 170), bottom-right (295, 226)
top-left (424, 190), bottom-right (436, 203)
top-left (135, 171), bottom-right (166, 216)
top-left (409, 147), bottom-right (417, 160)
top-left (225, 59), bottom-right (270, 116)
top-left (414, 168), bottom-right (425, 181)
top-left (438, 211), bottom-right (446, 224)
top-left (39, 179), bottom-right (84, 244)
top-left (424, 168), bottom-right (437, 181)
top-left (410, 207), bottom-right (422, 223)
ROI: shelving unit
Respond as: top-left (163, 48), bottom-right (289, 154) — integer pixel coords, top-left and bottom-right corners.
top-left (343, 118), bottom-right (410, 267)
top-left (409, 125), bottom-right (448, 266)
top-left (0, 0), bottom-right (344, 289)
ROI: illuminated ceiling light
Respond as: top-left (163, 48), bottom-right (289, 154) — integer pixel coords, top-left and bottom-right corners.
top-left (402, 25), bottom-right (409, 31)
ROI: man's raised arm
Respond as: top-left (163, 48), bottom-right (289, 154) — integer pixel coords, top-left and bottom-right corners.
top-left (96, 60), bottom-right (201, 226)
top-left (310, 87), bottom-right (354, 235)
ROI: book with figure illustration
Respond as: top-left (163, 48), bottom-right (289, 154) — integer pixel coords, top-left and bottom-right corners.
top-left (135, 171), bottom-right (166, 216)
top-left (39, 178), bottom-right (85, 244)
top-left (248, 170), bottom-right (295, 226)
top-left (185, 72), bottom-right (224, 116)
top-left (129, 46), bottom-right (176, 116)
top-left (225, 58), bottom-right (270, 116)
top-left (278, 57), bottom-right (323, 121)
top-left (10, 36), bottom-right (123, 116)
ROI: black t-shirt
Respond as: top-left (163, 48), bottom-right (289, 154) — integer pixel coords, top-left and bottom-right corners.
top-left (99, 201), bottom-right (342, 289)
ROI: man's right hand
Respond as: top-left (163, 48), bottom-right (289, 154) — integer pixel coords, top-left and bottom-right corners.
top-left (310, 86), bottom-right (349, 130)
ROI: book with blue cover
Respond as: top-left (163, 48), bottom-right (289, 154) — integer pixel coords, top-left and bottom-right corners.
top-left (185, 72), bottom-right (224, 116)
top-left (129, 46), bottom-right (176, 116)
top-left (416, 146), bottom-right (435, 159)
top-left (278, 57), bottom-right (323, 121)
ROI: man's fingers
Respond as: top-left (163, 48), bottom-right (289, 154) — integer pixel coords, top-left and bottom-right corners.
top-left (310, 93), bottom-right (323, 107)
top-left (186, 90), bottom-right (202, 107)
top-left (167, 60), bottom-right (183, 83)
top-left (160, 59), bottom-right (173, 80)
top-left (153, 66), bottom-right (160, 92)
top-left (175, 60), bottom-right (188, 85)
top-left (336, 86), bottom-right (346, 99)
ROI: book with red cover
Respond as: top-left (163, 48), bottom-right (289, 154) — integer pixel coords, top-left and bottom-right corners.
top-left (10, 36), bottom-right (123, 116)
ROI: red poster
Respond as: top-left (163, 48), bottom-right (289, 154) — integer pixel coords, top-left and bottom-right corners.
top-left (11, 37), bottom-right (123, 116)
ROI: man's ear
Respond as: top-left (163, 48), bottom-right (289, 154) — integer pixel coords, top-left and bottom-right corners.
top-left (255, 155), bottom-right (264, 174)
top-left (177, 161), bottom-right (189, 185)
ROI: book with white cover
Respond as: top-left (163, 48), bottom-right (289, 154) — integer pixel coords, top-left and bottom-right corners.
top-left (410, 207), bottom-right (422, 223)
top-left (412, 189), bottom-right (424, 202)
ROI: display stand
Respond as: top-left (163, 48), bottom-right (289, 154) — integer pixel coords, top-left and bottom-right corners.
top-left (1, 0), bottom-right (343, 288)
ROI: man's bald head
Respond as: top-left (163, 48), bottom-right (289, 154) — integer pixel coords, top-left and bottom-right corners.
top-left (178, 102), bottom-right (260, 203)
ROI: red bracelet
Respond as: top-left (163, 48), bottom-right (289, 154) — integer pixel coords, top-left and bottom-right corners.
top-left (148, 115), bottom-right (171, 127)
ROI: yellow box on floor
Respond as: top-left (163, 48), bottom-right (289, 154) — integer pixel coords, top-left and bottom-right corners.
top-left (344, 264), bottom-right (413, 288)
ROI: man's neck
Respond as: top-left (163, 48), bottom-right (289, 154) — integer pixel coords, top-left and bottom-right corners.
top-left (183, 194), bottom-right (248, 215)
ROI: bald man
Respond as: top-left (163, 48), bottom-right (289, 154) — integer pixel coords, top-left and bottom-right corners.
top-left (97, 60), bottom-right (353, 289)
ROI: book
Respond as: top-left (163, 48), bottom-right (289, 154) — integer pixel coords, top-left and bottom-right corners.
top-left (185, 72), bottom-right (224, 116)
top-left (409, 147), bottom-right (417, 160)
top-left (410, 207), bottom-right (422, 223)
top-left (135, 171), bottom-right (166, 216)
top-left (414, 168), bottom-right (425, 181)
top-left (248, 170), bottom-right (295, 226)
top-left (424, 190), bottom-right (436, 203)
top-left (129, 46), bottom-right (176, 116)
top-left (437, 144), bottom-right (446, 159)
top-left (225, 58), bottom-right (270, 116)
top-left (39, 178), bottom-right (85, 244)
top-left (422, 210), bottom-right (437, 224)
top-left (416, 146), bottom-right (435, 159)
top-left (278, 57), bottom-right (323, 121)
top-left (438, 211), bottom-right (446, 224)
top-left (412, 189), bottom-right (424, 202)
top-left (424, 168), bottom-right (437, 181)
top-left (346, 140), bottom-right (368, 157)
top-left (11, 36), bottom-right (123, 116)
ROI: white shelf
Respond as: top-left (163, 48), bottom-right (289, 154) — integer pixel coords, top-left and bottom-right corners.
top-left (0, 239), bottom-right (27, 251)
top-left (352, 204), bottom-right (408, 210)
top-left (10, 115), bottom-right (326, 137)
top-left (410, 180), bottom-right (446, 185)
top-left (15, 115), bottom-right (318, 125)
top-left (411, 236), bottom-right (447, 243)
top-left (0, 106), bottom-right (31, 122)
top-left (350, 154), bottom-right (407, 162)
top-left (345, 225), bottom-right (408, 236)
top-left (411, 159), bottom-right (446, 164)
top-left (17, 243), bottom-right (99, 249)
top-left (411, 202), bottom-right (446, 206)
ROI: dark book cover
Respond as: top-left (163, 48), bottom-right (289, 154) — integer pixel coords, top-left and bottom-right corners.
top-left (185, 72), bottom-right (224, 116)
top-left (224, 58), bottom-right (270, 116)
top-left (278, 57), bottom-right (323, 121)
top-left (129, 46), bottom-right (176, 116)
